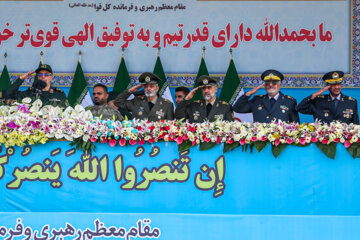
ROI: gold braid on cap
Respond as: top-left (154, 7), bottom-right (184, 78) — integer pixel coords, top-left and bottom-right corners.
top-left (263, 73), bottom-right (281, 81)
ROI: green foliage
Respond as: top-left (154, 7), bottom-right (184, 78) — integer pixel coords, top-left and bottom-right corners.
top-left (254, 141), bottom-right (269, 153)
top-left (223, 142), bottom-right (240, 153)
top-left (199, 142), bottom-right (217, 151)
top-left (271, 144), bottom-right (287, 158)
top-left (346, 143), bottom-right (360, 159)
top-left (315, 142), bottom-right (337, 159)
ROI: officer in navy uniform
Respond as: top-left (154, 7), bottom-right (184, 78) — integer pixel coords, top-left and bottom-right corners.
top-left (114, 72), bottom-right (174, 121)
top-left (298, 71), bottom-right (359, 124)
top-left (233, 69), bottom-right (299, 123)
top-left (2, 64), bottom-right (67, 107)
top-left (174, 75), bottom-right (234, 122)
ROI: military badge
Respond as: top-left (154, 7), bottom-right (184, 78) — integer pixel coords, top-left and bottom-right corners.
top-left (203, 79), bottom-right (208, 84)
top-left (343, 109), bottom-right (353, 118)
top-left (280, 105), bottom-right (289, 111)
top-left (145, 76), bottom-right (151, 82)
top-left (324, 112), bottom-right (329, 117)
top-left (156, 109), bottom-right (165, 117)
top-left (258, 106), bottom-right (263, 110)
top-left (193, 111), bottom-right (200, 120)
top-left (214, 114), bottom-right (224, 120)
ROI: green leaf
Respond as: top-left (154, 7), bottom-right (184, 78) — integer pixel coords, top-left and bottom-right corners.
top-left (271, 144), bottom-right (287, 158)
top-left (178, 141), bottom-right (194, 152)
top-left (223, 142), bottom-right (240, 153)
top-left (293, 143), bottom-right (310, 147)
top-left (315, 142), bottom-right (337, 159)
top-left (346, 143), bottom-right (360, 159)
top-left (200, 142), bottom-right (217, 151)
top-left (254, 141), bottom-right (269, 153)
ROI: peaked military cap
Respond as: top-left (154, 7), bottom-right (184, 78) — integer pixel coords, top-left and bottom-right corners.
top-left (139, 72), bottom-right (161, 84)
top-left (261, 69), bottom-right (284, 81)
top-left (323, 71), bottom-right (344, 84)
top-left (197, 75), bottom-right (218, 87)
top-left (36, 64), bottom-right (53, 74)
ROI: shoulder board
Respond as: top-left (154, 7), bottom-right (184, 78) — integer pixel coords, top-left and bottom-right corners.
top-left (348, 96), bottom-right (355, 101)
top-left (258, 95), bottom-right (263, 97)
top-left (53, 88), bottom-right (64, 93)
top-left (137, 95), bottom-right (145, 99)
top-left (317, 95), bottom-right (325, 99)
top-left (221, 101), bottom-right (229, 105)
top-left (163, 98), bottom-right (170, 102)
top-left (194, 100), bottom-right (201, 103)
top-left (287, 95), bottom-right (294, 99)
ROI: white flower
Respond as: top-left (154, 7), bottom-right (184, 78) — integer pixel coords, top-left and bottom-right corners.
top-left (21, 97), bottom-right (32, 104)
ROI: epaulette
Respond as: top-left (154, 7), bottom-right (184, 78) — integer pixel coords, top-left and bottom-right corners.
top-left (137, 95), bottom-right (145, 99)
top-left (221, 101), bottom-right (229, 105)
top-left (194, 100), bottom-right (201, 103)
top-left (287, 95), bottom-right (294, 99)
top-left (348, 96), bottom-right (355, 101)
top-left (163, 98), bottom-right (170, 102)
top-left (259, 95), bottom-right (264, 97)
top-left (53, 88), bottom-right (64, 93)
top-left (317, 95), bottom-right (325, 99)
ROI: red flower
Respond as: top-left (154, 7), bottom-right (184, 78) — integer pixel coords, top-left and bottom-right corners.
top-left (129, 139), bottom-right (137, 145)
top-left (240, 139), bottom-right (246, 145)
top-left (100, 137), bottom-right (107, 143)
top-left (139, 139), bottom-right (145, 145)
top-left (119, 139), bottom-right (126, 146)
top-left (149, 138), bottom-right (155, 144)
top-left (109, 139), bottom-right (116, 147)
top-left (322, 138), bottom-right (328, 144)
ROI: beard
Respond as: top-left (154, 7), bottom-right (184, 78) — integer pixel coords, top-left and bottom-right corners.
top-left (203, 92), bottom-right (215, 101)
top-left (145, 90), bottom-right (157, 98)
top-left (266, 88), bottom-right (279, 96)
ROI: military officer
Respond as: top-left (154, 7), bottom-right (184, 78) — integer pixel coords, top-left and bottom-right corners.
top-left (174, 75), bottom-right (234, 123)
top-left (114, 72), bottom-right (174, 121)
top-left (233, 69), bottom-right (299, 123)
top-left (89, 83), bottom-right (124, 121)
top-left (2, 64), bottom-right (67, 107)
top-left (298, 71), bottom-right (359, 124)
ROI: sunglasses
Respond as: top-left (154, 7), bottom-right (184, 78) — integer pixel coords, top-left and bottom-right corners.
top-left (265, 80), bottom-right (279, 85)
top-left (38, 73), bottom-right (51, 77)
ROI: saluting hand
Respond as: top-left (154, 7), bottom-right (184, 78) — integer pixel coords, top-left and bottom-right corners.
top-left (311, 85), bottom-right (330, 100)
top-left (20, 71), bottom-right (36, 80)
top-left (246, 83), bottom-right (264, 97)
top-left (185, 87), bottom-right (200, 100)
top-left (128, 84), bottom-right (143, 93)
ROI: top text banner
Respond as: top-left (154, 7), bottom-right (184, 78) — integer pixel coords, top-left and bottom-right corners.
top-left (0, 0), bottom-right (350, 74)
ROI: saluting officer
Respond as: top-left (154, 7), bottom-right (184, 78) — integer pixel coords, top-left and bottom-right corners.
top-left (233, 69), bottom-right (299, 123)
top-left (298, 71), bottom-right (359, 124)
top-left (114, 72), bottom-right (174, 121)
top-left (174, 75), bottom-right (234, 122)
top-left (2, 64), bottom-right (67, 106)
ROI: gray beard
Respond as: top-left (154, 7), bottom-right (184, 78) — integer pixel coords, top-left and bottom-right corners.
top-left (145, 91), bottom-right (156, 98)
top-left (204, 93), bottom-right (215, 101)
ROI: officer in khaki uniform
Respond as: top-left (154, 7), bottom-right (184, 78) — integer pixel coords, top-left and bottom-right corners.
top-left (174, 75), bottom-right (234, 122)
top-left (89, 83), bottom-right (124, 121)
top-left (298, 71), bottom-right (359, 124)
top-left (2, 64), bottom-right (67, 107)
top-left (233, 69), bottom-right (299, 123)
top-left (114, 72), bottom-right (174, 121)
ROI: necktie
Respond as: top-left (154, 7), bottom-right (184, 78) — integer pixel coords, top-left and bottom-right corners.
top-left (206, 103), bottom-right (212, 116)
top-left (148, 102), bottom-right (154, 110)
top-left (270, 98), bottom-right (276, 108)
top-left (334, 99), bottom-right (339, 109)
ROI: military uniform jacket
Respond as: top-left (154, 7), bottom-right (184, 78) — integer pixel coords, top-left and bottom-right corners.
top-left (90, 105), bottom-right (124, 121)
top-left (174, 98), bottom-right (234, 123)
top-left (3, 78), bottom-right (67, 107)
top-left (297, 94), bottom-right (359, 124)
top-left (114, 90), bottom-right (174, 121)
top-left (233, 92), bottom-right (299, 123)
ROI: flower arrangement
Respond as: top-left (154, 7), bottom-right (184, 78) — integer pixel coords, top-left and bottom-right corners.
top-left (1, 98), bottom-right (360, 159)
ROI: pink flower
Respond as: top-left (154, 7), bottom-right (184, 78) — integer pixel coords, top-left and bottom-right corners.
top-left (100, 137), bottom-right (107, 144)
top-left (261, 136), bottom-right (268, 141)
top-left (7, 122), bottom-right (18, 129)
top-left (216, 137), bottom-right (221, 144)
top-left (129, 139), bottom-right (137, 145)
top-left (286, 138), bottom-right (293, 144)
top-left (119, 139), bottom-right (126, 146)
top-left (139, 139), bottom-right (145, 145)
top-left (345, 140), bottom-right (351, 148)
top-left (299, 138), bottom-right (306, 145)
top-left (109, 139), bottom-right (116, 147)
top-left (192, 140), bottom-right (197, 146)
top-left (275, 139), bottom-right (280, 146)
top-left (334, 138), bottom-right (340, 143)
top-left (227, 138), bottom-right (234, 144)
top-left (251, 136), bottom-right (257, 142)
top-left (176, 136), bottom-right (183, 144)
top-left (322, 138), bottom-right (328, 144)
top-left (311, 137), bottom-right (318, 143)
top-left (90, 137), bottom-right (97, 143)
top-left (182, 135), bottom-right (189, 140)
top-left (149, 138), bottom-right (155, 144)
top-left (240, 139), bottom-right (246, 145)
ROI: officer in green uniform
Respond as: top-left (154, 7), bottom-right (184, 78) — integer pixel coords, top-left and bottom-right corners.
top-left (114, 72), bottom-right (174, 121)
top-left (89, 83), bottom-right (124, 121)
top-left (3, 64), bottom-right (67, 107)
top-left (298, 71), bottom-right (359, 124)
top-left (174, 75), bottom-right (234, 122)
top-left (233, 69), bottom-right (299, 123)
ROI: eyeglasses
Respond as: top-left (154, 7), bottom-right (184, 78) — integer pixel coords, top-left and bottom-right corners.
top-left (38, 73), bottom-right (51, 77)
